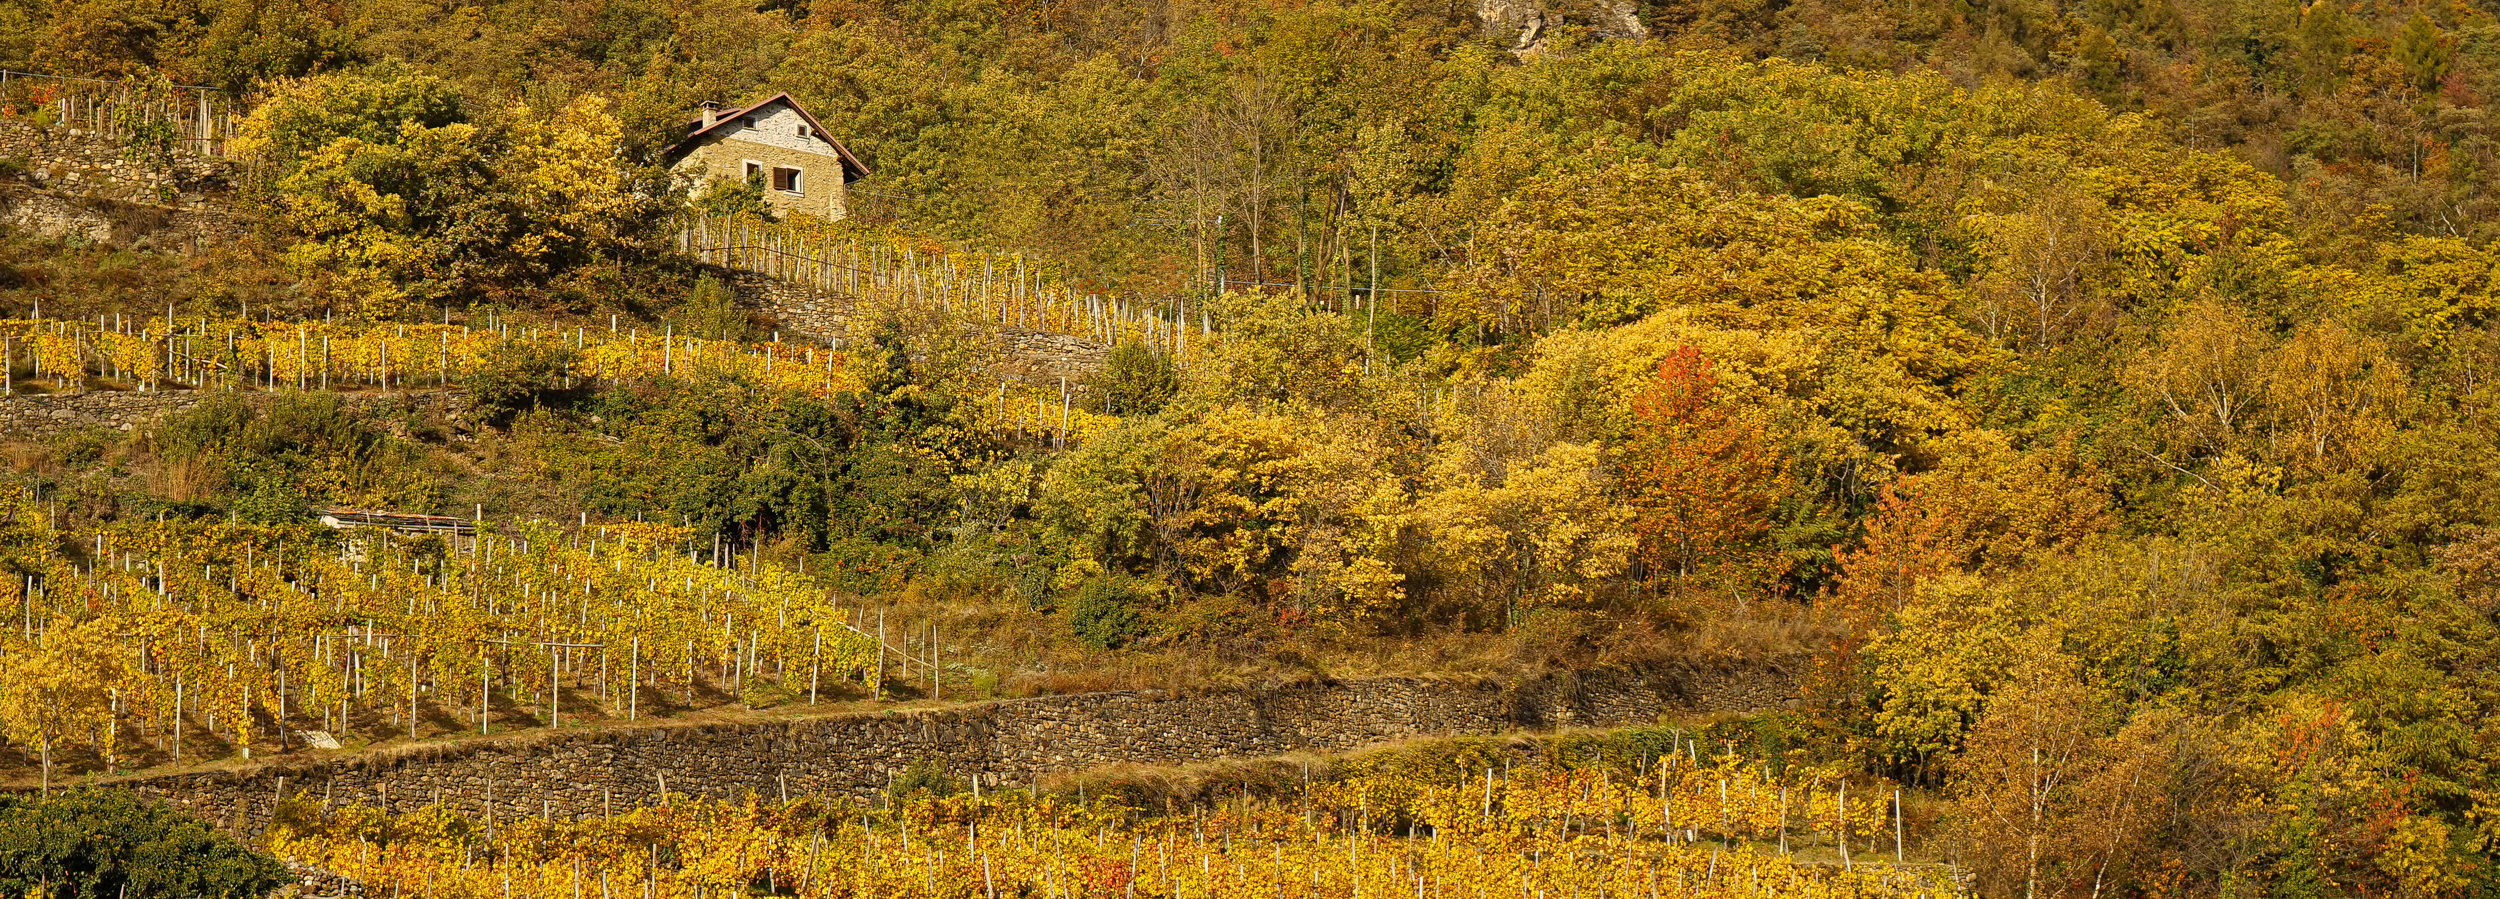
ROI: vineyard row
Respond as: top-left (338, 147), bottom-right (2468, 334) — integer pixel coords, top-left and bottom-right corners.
top-left (0, 506), bottom-right (942, 772)
top-left (680, 214), bottom-right (1218, 363)
top-left (0, 315), bottom-right (1121, 442)
top-left (266, 742), bottom-right (1949, 899)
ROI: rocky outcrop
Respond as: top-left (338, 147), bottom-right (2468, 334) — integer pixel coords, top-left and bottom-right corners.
top-left (1478, 0), bottom-right (1648, 52)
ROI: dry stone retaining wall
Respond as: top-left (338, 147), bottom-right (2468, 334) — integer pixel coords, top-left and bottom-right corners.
top-left (993, 330), bottom-right (1110, 385)
top-left (0, 389), bottom-right (474, 440)
top-left (725, 269), bottom-right (1110, 385)
top-left (0, 119), bottom-right (234, 205)
top-left (0, 120), bottom-right (245, 247)
top-left (0, 187), bottom-right (246, 249)
top-left (728, 271), bottom-right (853, 342)
top-left (116, 662), bottom-right (1795, 835)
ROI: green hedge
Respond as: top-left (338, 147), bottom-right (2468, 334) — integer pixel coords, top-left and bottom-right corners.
top-left (0, 790), bottom-right (289, 899)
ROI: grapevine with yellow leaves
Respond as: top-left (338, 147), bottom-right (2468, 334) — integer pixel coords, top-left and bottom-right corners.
top-left (263, 746), bottom-right (1949, 899)
top-left (0, 492), bottom-right (883, 768)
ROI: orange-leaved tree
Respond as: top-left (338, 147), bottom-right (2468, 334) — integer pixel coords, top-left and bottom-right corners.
top-left (1817, 479), bottom-right (1961, 698)
top-left (1822, 435), bottom-right (2111, 699)
top-left (1619, 346), bottom-right (1786, 606)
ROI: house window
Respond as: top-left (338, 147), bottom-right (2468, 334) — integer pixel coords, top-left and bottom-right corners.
top-left (772, 166), bottom-right (804, 193)
top-left (743, 161), bottom-right (763, 182)
top-left (797, 124), bottom-right (812, 139)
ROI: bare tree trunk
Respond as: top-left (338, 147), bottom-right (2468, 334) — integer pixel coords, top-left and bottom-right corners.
top-left (2027, 747), bottom-right (2042, 899)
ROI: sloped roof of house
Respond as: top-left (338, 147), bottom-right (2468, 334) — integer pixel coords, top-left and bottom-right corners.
top-left (662, 92), bottom-right (873, 183)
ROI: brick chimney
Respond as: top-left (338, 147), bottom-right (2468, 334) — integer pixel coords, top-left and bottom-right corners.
top-left (698, 100), bottom-right (722, 129)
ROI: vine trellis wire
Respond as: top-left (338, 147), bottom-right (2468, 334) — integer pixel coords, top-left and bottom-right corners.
top-left (678, 213), bottom-right (1218, 365)
top-left (0, 70), bottom-right (243, 156)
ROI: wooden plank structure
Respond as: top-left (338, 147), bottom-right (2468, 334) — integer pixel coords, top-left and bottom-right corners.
top-left (317, 508), bottom-right (478, 535)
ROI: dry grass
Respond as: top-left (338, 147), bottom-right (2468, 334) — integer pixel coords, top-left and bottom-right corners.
top-left (861, 581), bottom-right (1835, 707)
top-left (1, 439), bottom-right (47, 472)
top-left (1042, 716), bottom-right (1794, 810)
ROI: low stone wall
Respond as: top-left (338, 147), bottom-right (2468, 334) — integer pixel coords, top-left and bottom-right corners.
top-left (0, 388), bottom-right (475, 441)
top-left (726, 269), bottom-right (1110, 386)
top-left (995, 330), bottom-right (1111, 385)
top-left (0, 119), bottom-right (246, 250)
top-left (0, 187), bottom-right (247, 249)
top-left (116, 661), bottom-right (1795, 835)
top-left (730, 271), bottom-right (853, 343)
top-left (0, 119), bottom-right (234, 206)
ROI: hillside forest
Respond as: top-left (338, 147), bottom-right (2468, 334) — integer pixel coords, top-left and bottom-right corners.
top-left (0, 0), bottom-right (2494, 896)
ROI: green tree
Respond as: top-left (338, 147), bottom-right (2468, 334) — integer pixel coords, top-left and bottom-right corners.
top-left (241, 72), bottom-right (649, 317)
top-left (29, 0), bottom-right (185, 80)
top-left (1860, 574), bottom-right (2024, 777)
top-left (236, 66), bottom-right (468, 176)
top-left (2393, 15), bottom-right (2451, 94)
top-left (191, 0), bottom-right (356, 94)
top-left (262, 116), bottom-right (499, 318)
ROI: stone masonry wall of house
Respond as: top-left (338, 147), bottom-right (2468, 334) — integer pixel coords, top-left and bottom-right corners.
top-left (111, 662), bottom-right (1796, 835)
top-left (0, 389), bottom-right (475, 441)
top-left (675, 134), bottom-right (849, 221)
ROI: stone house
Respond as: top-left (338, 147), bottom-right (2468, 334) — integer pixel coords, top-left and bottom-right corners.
top-left (663, 93), bottom-right (870, 221)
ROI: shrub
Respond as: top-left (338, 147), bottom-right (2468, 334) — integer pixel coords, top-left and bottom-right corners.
top-left (466, 340), bottom-right (581, 426)
top-left (692, 175), bottom-right (775, 221)
top-left (153, 393), bottom-right (257, 461)
top-left (888, 757), bottom-right (962, 803)
top-left (672, 276), bottom-right (749, 342)
top-left (1365, 310), bottom-right (1435, 364)
top-left (1081, 341), bottom-right (1178, 416)
top-left (154, 392), bottom-right (440, 514)
top-left (0, 789), bottom-right (290, 899)
top-left (49, 429), bottom-right (112, 469)
top-left (1067, 576), bottom-right (1149, 650)
top-left (232, 471), bottom-right (308, 524)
